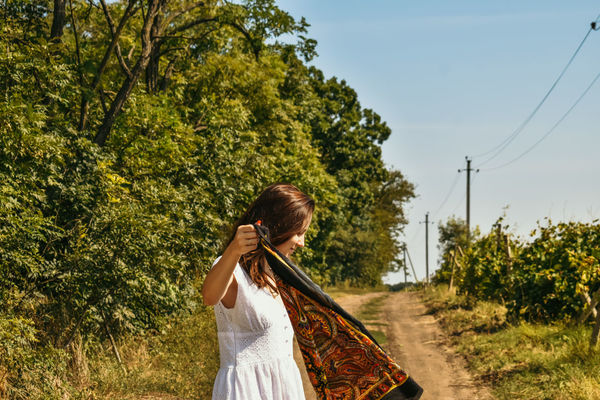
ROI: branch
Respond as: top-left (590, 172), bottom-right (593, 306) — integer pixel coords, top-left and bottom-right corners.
top-left (166, 17), bottom-right (217, 36)
top-left (115, 43), bottom-right (132, 78)
top-left (578, 288), bottom-right (600, 324)
top-left (127, 43), bottom-right (136, 62)
top-left (68, 0), bottom-right (84, 85)
top-left (157, 46), bottom-right (186, 58)
top-left (228, 21), bottom-right (260, 61)
top-left (139, 0), bottom-right (147, 25)
top-left (156, 25), bottom-right (218, 53)
top-left (99, 0), bottom-right (132, 77)
top-left (98, 86), bottom-right (109, 114)
top-left (159, 55), bottom-right (178, 91)
top-left (62, 303), bottom-right (90, 348)
top-left (162, 1), bottom-right (205, 28)
top-left (79, 0), bottom-right (136, 131)
top-left (101, 310), bottom-right (127, 373)
top-left (94, 0), bottom-right (162, 145)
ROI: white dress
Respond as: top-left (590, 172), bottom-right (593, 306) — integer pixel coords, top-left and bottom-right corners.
top-left (211, 257), bottom-right (305, 400)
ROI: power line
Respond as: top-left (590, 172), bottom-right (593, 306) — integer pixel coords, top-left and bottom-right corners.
top-left (448, 173), bottom-right (478, 217)
top-left (408, 224), bottom-right (423, 248)
top-left (472, 15), bottom-right (600, 166)
top-left (431, 170), bottom-right (461, 219)
top-left (409, 169), bottom-right (461, 251)
top-left (482, 67), bottom-right (600, 171)
top-left (449, 192), bottom-right (466, 216)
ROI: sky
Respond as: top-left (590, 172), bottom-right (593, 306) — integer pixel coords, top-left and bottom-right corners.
top-left (275, 1), bottom-right (600, 284)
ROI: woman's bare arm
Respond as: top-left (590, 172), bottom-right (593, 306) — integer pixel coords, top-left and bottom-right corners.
top-left (201, 225), bottom-right (258, 306)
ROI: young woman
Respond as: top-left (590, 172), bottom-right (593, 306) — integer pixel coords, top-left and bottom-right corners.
top-left (201, 183), bottom-right (313, 400)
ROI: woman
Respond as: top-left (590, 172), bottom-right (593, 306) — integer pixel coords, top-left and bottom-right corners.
top-left (201, 183), bottom-right (313, 400)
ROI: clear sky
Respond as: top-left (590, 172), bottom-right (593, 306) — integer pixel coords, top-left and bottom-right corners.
top-left (276, 0), bottom-right (600, 284)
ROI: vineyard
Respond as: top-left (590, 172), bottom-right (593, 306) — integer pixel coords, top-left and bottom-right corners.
top-left (434, 216), bottom-right (600, 347)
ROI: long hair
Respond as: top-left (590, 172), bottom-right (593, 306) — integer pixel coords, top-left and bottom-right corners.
top-left (227, 183), bottom-right (315, 294)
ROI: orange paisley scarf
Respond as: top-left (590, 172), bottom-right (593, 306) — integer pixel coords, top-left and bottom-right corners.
top-left (255, 224), bottom-right (423, 400)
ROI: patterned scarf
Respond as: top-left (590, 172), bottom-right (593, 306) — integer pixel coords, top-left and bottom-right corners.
top-left (255, 225), bottom-right (423, 400)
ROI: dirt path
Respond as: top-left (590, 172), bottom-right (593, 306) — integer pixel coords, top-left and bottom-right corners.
top-left (383, 291), bottom-right (492, 400)
top-left (294, 290), bottom-right (492, 400)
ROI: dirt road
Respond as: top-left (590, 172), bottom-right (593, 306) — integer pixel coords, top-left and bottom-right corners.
top-left (294, 290), bottom-right (492, 400)
top-left (383, 291), bottom-right (492, 400)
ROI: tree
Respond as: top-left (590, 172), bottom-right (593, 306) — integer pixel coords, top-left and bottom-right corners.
top-left (434, 216), bottom-right (471, 283)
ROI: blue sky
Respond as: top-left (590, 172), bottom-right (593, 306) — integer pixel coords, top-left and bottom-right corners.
top-left (276, 1), bottom-right (600, 283)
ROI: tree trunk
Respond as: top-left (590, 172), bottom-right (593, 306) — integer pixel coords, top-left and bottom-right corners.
top-left (145, 14), bottom-right (163, 94)
top-left (591, 306), bottom-right (600, 348)
top-left (50, 0), bottom-right (67, 40)
top-left (159, 56), bottom-right (178, 92)
top-left (94, 54), bottom-right (151, 145)
top-left (94, 0), bottom-right (162, 146)
top-left (79, 0), bottom-right (136, 131)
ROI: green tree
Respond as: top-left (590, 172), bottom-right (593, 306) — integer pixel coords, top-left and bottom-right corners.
top-left (0, 0), bottom-right (416, 394)
top-left (434, 216), bottom-right (471, 284)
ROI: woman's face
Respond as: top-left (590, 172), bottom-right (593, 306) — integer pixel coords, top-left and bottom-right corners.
top-left (275, 214), bottom-right (312, 258)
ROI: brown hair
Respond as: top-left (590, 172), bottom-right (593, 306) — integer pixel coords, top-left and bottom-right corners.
top-left (227, 183), bottom-right (315, 294)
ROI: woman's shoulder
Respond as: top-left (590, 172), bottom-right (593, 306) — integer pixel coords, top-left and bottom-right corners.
top-left (212, 255), bottom-right (246, 283)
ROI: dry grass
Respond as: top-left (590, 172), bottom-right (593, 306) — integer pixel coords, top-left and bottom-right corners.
top-left (88, 304), bottom-right (219, 399)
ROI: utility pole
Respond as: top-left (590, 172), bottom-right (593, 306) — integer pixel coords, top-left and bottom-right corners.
top-left (403, 245), bottom-right (408, 284)
top-left (458, 156), bottom-right (479, 240)
top-left (420, 212), bottom-right (434, 284)
top-left (405, 245), bottom-right (419, 283)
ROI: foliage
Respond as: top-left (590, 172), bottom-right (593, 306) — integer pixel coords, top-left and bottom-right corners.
top-left (434, 216), bottom-right (600, 324)
top-left (1, 0), bottom-right (415, 396)
top-left (300, 67), bottom-right (415, 285)
top-left (508, 220), bottom-right (600, 322)
top-left (434, 216), bottom-right (472, 284)
top-left (457, 219), bottom-right (516, 303)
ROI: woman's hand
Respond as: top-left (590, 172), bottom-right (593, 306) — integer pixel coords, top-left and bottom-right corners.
top-left (228, 224), bottom-right (258, 257)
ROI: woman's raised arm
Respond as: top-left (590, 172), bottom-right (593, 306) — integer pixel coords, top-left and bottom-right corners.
top-left (201, 225), bottom-right (258, 306)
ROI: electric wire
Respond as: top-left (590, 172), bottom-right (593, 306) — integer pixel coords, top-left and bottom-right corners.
top-left (408, 224), bottom-right (423, 248)
top-left (431, 170), bottom-right (461, 219)
top-left (449, 191), bottom-right (466, 217)
top-left (448, 173), bottom-right (478, 217)
top-left (482, 67), bottom-right (600, 171)
top-left (471, 14), bottom-right (600, 166)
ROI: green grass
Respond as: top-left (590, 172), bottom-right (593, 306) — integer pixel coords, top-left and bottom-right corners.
top-left (323, 283), bottom-right (388, 300)
top-left (356, 294), bottom-right (389, 346)
top-left (421, 284), bottom-right (600, 400)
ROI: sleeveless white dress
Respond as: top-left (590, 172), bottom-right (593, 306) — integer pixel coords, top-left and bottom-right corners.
top-left (211, 257), bottom-right (305, 400)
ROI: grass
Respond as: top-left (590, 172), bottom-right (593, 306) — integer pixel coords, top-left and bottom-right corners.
top-left (4, 284), bottom-right (392, 399)
top-left (325, 285), bottom-right (391, 346)
top-left (86, 303), bottom-right (220, 399)
top-left (323, 282), bottom-right (389, 300)
top-left (356, 293), bottom-right (389, 346)
top-left (421, 284), bottom-right (600, 400)
top-left (84, 285), bottom-right (389, 399)
top-left (0, 301), bottom-right (221, 400)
